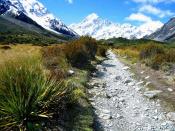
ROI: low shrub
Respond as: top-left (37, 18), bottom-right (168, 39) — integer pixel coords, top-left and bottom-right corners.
top-left (161, 62), bottom-right (174, 73)
top-left (41, 45), bottom-right (70, 79)
top-left (0, 56), bottom-right (69, 130)
top-left (113, 39), bottom-right (175, 71)
top-left (139, 43), bottom-right (165, 59)
top-left (0, 45), bottom-right (11, 50)
top-left (150, 54), bottom-right (166, 70)
top-left (42, 36), bottom-right (98, 69)
top-left (139, 44), bottom-right (175, 70)
top-left (64, 36), bottom-right (97, 68)
top-left (97, 45), bottom-right (108, 57)
top-left (165, 49), bottom-right (175, 63)
top-left (138, 43), bottom-right (167, 70)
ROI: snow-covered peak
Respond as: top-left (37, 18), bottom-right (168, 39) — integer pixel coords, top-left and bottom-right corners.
top-left (69, 13), bottom-right (163, 40)
top-left (138, 21), bottom-right (163, 37)
top-left (10, 0), bottom-right (48, 16)
top-left (0, 0), bottom-right (78, 37)
top-left (85, 13), bottom-right (99, 21)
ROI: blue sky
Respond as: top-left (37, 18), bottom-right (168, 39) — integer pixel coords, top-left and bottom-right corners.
top-left (39, 0), bottom-right (175, 25)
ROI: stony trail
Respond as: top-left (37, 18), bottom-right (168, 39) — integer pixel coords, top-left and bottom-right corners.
top-left (88, 51), bottom-right (175, 131)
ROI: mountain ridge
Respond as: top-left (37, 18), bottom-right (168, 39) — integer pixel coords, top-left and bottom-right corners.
top-left (69, 13), bottom-right (163, 40)
top-left (0, 15), bottom-right (71, 44)
top-left (147, 17), bottom-right (175, 42)
top-left (0, 0), bottom-right (78, 37)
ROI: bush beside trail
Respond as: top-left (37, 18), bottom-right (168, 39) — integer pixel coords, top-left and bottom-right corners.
top-left (113, 40), bottom-right (175, 71)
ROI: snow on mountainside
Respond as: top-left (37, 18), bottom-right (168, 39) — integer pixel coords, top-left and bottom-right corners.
top-left (0, 0), bottom-right (78, 37)
top-left (69, 13), bottom-right (163, 40)
top-left (147, 17), bottom-right (175, 42)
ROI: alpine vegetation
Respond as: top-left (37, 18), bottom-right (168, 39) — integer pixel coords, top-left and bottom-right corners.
top-left (0, 56), bottom-right (70, 130)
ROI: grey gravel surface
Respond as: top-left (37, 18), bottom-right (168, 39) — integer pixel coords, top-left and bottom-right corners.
top-left (88, 51), bottom-right (175, 131)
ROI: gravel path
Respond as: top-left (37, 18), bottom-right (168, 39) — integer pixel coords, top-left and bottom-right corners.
top-left (88, 51), bottom-right (175, 131)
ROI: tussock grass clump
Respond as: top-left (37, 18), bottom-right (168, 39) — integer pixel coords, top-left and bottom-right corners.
top-left (0, 56), bottom-right (69, 130)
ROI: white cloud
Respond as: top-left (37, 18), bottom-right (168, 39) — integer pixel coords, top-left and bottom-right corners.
top-left (126, 0), bottom-right (167, 34)
top-left (126, 12), bottom-right (163, 36)
top-left (132, 0), bottom-right (175, 4)
top-left (66, 0), bottom-right (73, 4)
top-left (138, 20), bottom-right (163, 32)
top-left (126, 13), bottom-right (152, 22)
top-left (139, 5), bottom-right (174, 18)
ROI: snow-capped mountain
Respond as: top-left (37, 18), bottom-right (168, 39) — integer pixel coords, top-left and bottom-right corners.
top-left (0, 0), bottom-right (78, 37)
top-left (69, 13), bottom-right (163, 40)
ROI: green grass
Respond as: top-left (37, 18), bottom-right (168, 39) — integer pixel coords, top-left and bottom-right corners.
top-left (0, 56), bottom-right (70, 130)
top-left (66, 70), bottom-right (94, 131)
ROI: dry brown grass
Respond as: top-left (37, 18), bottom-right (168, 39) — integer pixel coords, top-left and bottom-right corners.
top-left (0, 44), bottom-right (41, 65)
top-left (41, 45), bottom-right (70, 80)
top-left (113, 47), bottom-right (140, 63)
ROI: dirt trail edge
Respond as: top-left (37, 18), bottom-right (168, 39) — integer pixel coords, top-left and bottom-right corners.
top-left (88, 50), bottom-right (175, 131)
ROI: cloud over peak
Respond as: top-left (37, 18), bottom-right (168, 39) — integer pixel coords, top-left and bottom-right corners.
top-left (126, 13), bottom-right (152, 22)
top-left (126, 0), bottom-right (174, 29)
top-left (139, 5), bottom-right (174, 18)
top-left (126, 12), bottom-right (163, 32)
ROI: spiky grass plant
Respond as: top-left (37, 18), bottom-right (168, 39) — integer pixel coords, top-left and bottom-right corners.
top-left (0, 56), bottom-right (69, 130)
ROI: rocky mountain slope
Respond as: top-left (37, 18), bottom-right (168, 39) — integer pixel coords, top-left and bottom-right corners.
top-left (0, 15), bottom-right (71, 44)
top-left (0, 0), bottom-right (78, 37)
top-left (147, 18), bottom-right (175, 42)
top-left (69, 13), bottom-right (163, 40)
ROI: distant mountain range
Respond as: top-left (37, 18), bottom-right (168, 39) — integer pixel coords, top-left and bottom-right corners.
top-left (0, 0), bottom-right (174, 43)
top-left (146, 18), bottom-right (175, 42)
top-left (0, 0), bottom-right (78, 39)
top-left (69, 13), bottom-right (163, 40)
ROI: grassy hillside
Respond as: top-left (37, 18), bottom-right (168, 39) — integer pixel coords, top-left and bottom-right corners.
top-left (0, 16), bottom-right (72, 45)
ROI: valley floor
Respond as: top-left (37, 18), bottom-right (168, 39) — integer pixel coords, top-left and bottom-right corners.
top-left (88, 51), bottom-right (175, 131)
